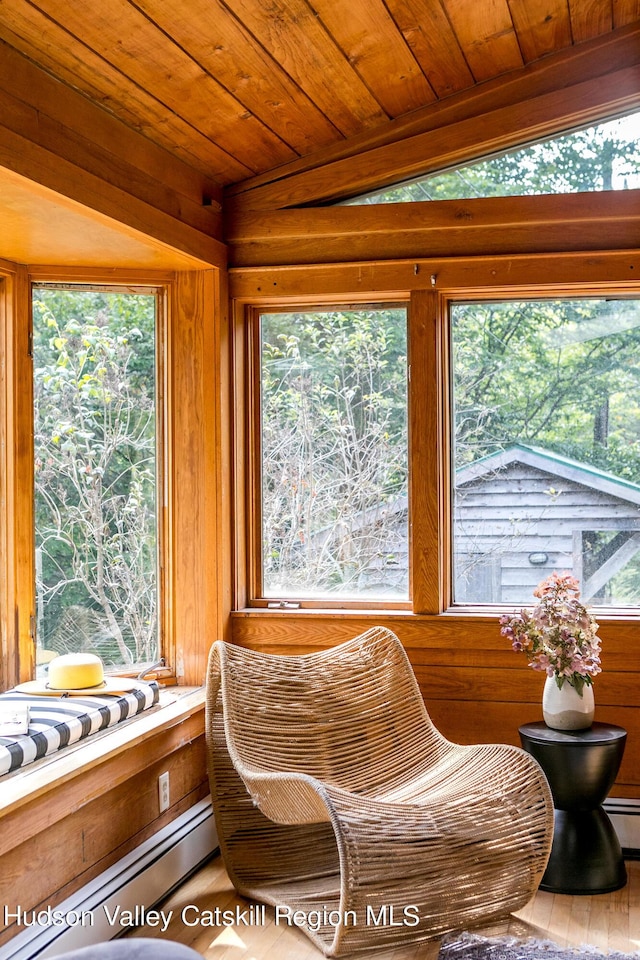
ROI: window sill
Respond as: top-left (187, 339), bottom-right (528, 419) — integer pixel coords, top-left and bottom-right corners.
top-left (234, 606), bottom-right (415, 616)
top-left (0, 686), bottom-right (205, 819)
top-left (233, 605), bottom-right (640, 623)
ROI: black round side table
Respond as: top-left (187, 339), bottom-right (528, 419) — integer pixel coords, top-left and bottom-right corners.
top-left (519, 721), bottom-right (627, 895)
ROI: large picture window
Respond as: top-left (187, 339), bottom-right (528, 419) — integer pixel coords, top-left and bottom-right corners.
top-left (258, 305), bottom-right (408, 602)
top-left (33, 286), bottom-right (160, 670)
top-left (451, 297), bottom-right (640, 607)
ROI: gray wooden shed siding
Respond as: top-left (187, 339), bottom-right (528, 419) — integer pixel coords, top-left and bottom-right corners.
top-left (454, 447), bottom-right (640, 604)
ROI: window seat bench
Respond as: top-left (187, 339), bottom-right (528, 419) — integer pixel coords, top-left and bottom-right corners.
top-left (0, 682), bottom-right (160, 776)
top-left (0, 688), bottom-right (207, 951)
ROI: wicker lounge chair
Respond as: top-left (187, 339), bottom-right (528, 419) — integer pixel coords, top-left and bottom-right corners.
top-left (205, 626), bottom-right (553, 957)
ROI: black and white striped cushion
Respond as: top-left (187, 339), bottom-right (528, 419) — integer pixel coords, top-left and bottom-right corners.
top-left (0, 683), bottom-right (159, 775)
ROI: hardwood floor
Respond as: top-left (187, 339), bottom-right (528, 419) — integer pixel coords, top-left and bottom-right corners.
top-left (128, 857), bottom-right (640, 958)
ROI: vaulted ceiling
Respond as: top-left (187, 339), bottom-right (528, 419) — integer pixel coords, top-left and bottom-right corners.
top-left (0, 0), bottom-right (639, 267)
top-left (0, 0), bottom-right (637, 191)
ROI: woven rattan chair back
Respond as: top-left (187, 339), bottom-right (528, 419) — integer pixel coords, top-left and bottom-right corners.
top-left (216, 625), bottom-right (444, 792)
top-left (206, 626), bottom-right (554, 957)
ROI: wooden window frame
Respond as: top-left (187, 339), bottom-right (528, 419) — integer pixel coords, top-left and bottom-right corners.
top-left (0, 260), bottom-right (32, 691)
top-left (440, 279), bottom-right (640, 617)
top-left (242, 299), bottom-right (412, 610)
top-left (32, 278), bottom-right (170, 677)
top-left (1, 265), bottom-right (177, 689)
top-left (445, 286), bottom-right (640, 614)
top-left (231, 253), bottom-right (640, 625)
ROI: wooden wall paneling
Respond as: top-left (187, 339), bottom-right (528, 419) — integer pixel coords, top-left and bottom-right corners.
top-left (427, 698), bottom-right (639, 791)
top-left (226, 190), bottom-right (640, 268)
top-left (0, 701), bottom-right (208, 944)
top-left (230, 609), bottom-right (640, 666)
top-left (411, 661), bottom-right (640, 708)
top-left (0, 740), bottom-right (208, 929)
top-left (226, 62), bottom-right (640, 212)
top-left (614, 0), bottom-right (640, 27)
top-left (229, 610), bottom-right (640, 794)
top-left (0, 784), bottom-right (207, 947)
top-left (171, 271), bottom-right (226, 685)
top-left (0, 694), bottom-right (206, 828)
top-left (229, 251), bottom-right (640, 302)
top-left (570, 0), bottom-right (614, 42)
top-left (410, 290), bottom-right (444, 614)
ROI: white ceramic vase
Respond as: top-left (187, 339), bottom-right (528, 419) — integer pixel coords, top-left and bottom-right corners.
top-left (542, 675), bottom-right (595, 731)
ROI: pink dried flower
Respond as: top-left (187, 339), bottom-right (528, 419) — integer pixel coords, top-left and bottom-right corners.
top-left (503, 572), bottom-right (601, 696)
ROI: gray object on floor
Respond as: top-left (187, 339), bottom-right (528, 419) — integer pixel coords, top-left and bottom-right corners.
top-left (438, 933), bottom-right (640, 960)
top-left (55, 938), bottom-right (202, 959)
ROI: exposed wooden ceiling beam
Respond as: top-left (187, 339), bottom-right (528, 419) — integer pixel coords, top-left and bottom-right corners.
top-left (226, 190), bottom-right (640, 267)
top-left (228, 250), bottom-right (640, 302)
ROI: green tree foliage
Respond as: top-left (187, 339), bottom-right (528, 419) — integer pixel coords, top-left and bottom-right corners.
top-left (33, 289), bottom-right (158, 666)
top-left (452, 298), bottom-right (640, 605)
top-left (261, 308), bottom-right (407, 598)
top-left (452, 299), bottom-right (640, 482)
top-left (350, 111), bottom-right (640, 203)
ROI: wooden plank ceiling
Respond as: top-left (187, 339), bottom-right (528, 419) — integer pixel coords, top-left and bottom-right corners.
top-left (0, 0), bottom-right (637, 194)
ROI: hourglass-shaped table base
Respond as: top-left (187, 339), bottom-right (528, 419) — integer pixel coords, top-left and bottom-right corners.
top-left (519, 721), bottom-right (627, 895)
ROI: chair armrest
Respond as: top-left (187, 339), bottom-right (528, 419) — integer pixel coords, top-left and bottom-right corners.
top-left (237, 765), bottom-right (335, 825)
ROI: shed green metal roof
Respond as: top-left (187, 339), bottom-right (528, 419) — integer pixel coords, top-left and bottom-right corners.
top-left (456, 443), bottom-right (640, 503)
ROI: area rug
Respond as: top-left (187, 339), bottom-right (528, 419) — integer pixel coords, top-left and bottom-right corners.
top-left (438, 933), bottom-right (640, 960)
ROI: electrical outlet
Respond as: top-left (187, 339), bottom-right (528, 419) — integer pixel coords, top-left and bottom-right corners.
top-left (158, 771), bottom-right (170, 812)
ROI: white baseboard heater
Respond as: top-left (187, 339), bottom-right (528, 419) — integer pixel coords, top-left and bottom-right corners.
top-left (605, 797), bottom-right (640, 857)
top-left (4, 797), bottom-right (218, 960)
